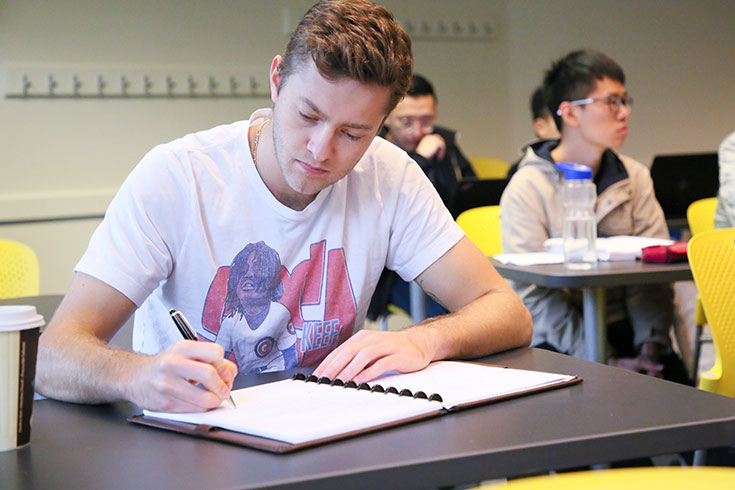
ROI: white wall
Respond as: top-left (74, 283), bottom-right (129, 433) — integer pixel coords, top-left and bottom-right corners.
top-left (1, 0), bottom-right (733, 294)
top-left (506, 0), bottom-right (735, 165)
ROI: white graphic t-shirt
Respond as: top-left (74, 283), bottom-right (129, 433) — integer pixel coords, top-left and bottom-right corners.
top-left (75, 109), bottom-right (464, 374)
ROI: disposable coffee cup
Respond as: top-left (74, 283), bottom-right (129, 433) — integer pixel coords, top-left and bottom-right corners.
top-left (0, 305), bottom-right (44, 451)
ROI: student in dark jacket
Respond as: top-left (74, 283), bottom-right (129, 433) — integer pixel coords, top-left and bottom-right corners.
top-left (371, 74), bottom-right (476, 321)
top-left (381, 74), bottom-right (476, 205)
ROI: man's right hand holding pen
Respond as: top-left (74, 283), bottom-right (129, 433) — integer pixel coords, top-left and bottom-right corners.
top-left (128, 339), bottom-right (237, 413)
top-left (37, 273), bottom-right (237, 414)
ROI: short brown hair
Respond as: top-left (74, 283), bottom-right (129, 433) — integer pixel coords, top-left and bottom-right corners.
top-left (279, 0), bottom-right (413, 113)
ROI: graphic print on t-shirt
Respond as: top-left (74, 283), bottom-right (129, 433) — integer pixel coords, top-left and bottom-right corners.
top-left (202, 240), bottom-right (356, 374)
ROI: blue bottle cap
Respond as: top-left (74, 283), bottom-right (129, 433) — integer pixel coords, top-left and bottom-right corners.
top-left (556, 162), bottom-right (592, 180)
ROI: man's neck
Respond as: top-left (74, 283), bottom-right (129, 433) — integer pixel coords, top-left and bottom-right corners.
top-left (550, 138), bottom-right (605, 175)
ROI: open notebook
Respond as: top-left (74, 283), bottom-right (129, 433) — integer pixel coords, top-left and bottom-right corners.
top-left (129, 360), bottom-right (581, 453)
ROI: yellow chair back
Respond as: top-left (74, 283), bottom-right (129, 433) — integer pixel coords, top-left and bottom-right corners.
top-left (477, 466), bottom-right (735, 489)
top-left (469, 157), bottom-right (510, 179)
top-left (0, 239), bottom-right (40, 299)
top-left (687, 197), bottom-right (717, 236)
top-left (456, 206), bottom-right (502, 257)
top-left (688, 228), bottom-right (735, 397)
top-left (686, 197), bottom-right (718, 327)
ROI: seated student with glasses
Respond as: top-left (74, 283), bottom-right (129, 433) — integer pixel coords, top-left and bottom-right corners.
top-left (380, 74), bottom-right (476, 206)
top-left (500, 49), bottom-right (690, 384)
top-left (369, 74), bottom-right (477, 322)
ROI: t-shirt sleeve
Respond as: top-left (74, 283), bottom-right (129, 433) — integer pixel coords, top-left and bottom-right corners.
top-left (75, 146), bottom-right (192, 306)
top-left (384, 153), bottom-right (465, 282)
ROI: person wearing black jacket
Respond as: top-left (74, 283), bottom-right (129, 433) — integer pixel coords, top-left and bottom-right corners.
top-left (380, 74), bottom-right (476, 205)
top-left (370, 74), bottom-right (476, 321)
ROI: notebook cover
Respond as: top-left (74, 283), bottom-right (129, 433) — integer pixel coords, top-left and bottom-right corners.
top-left (127, 369), bottom-right (582, 453)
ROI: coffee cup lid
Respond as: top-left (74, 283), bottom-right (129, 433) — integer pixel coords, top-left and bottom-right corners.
top-left (0, 305), bottom-right (45, 331)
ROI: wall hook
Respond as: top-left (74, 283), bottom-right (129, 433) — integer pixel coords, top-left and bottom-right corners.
top-left (121, 75), bottom-right (130, 96)
top-left (48, 74), bottom-right (58, 96)
top-left (73, 74), bottom-right (82, 97)
top-left (166, 76), bottom-right (176, 96)
top-left (97, 75), bottom-right (107, 96)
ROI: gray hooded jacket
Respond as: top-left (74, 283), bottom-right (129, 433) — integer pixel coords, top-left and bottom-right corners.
top-left (500, 140), bottom-right (673, 358)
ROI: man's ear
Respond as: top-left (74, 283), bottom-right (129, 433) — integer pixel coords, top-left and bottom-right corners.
top-left (556, 101), bottom-right (580, 129)
top-left (269, 55), bottom-right (283, 104)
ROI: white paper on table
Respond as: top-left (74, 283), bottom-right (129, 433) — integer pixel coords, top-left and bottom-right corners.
top-left (543, 236), bottom-right (674, 262)
top-left (492, 252), bottom-right (564, 265)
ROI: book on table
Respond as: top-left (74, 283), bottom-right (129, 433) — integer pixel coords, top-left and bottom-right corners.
top-left (129, 360), bottom-right (581, 453)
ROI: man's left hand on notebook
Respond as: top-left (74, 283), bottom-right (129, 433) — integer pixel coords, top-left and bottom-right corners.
top-left (313, 328), bottom-right (436, 384)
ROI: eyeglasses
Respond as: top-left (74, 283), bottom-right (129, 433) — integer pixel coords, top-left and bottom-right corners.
top-left (394, 115), bottom-right (435, 133)
top-left (556, 94), bottom-right (634, 116)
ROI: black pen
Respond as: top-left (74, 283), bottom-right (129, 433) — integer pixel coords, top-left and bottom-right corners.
top-left (169, 309), bottom-right (236, 408)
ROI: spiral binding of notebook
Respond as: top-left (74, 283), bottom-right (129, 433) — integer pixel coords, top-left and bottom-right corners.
top-left (291, 373), bottom-right (444, 403)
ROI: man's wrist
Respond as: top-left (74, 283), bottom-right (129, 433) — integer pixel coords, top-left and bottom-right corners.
top-left (404, 321), bottom-right (443, 362)
top-left (117, 350), bottom-right (152, 406)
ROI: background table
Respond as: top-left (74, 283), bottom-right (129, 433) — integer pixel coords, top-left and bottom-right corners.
top-left (490, 259), bottom-right (692, 362)
top-left (2, 341), bottom-right (733, 488)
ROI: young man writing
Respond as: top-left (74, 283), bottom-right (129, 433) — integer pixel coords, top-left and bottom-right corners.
top-left (500, 49), bottom-right (688, 383)
top-left (37, 0), bottom-right (532, 413)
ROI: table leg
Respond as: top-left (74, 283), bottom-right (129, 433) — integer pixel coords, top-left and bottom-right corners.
top-left (583, 287), bottom-right (606, 363)
top-left (409, 281), bottom-right (427, 324)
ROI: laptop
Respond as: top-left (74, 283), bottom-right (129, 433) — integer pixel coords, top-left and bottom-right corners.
top-left (650, 152), bottom-right (719, 225)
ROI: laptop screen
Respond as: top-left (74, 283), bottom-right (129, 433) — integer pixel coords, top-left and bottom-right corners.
top-left (650, 152), bottom-right (719, 221)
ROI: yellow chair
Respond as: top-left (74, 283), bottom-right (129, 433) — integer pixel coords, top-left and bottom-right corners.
top-left (687, 197), bottom-right (717, 235)
top-left (469, 157), bottom-right (510, 179)
top-left (685, 197), bottom-right (718, 380)
top-left (478, 466), bottom-right (735, 489)
top-left (687, 228), bottom-right (735, 397)
top-left (456, 205), bottom-right (502, 257)
top-left (0, 239), bottom-right (40, 299)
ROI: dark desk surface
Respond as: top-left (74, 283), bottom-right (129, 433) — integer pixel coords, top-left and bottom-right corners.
top-left (490, 259), bottom-right (692, 289)
top-left (2, 344), bottom-right (734, 489)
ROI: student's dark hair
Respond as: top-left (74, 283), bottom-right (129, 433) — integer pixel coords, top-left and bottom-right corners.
top-left (543, 49), bottom-right (625, 129)
top-left (407, 73), bottom-right (436, 102)
top-left (224, 242), bottom-right (283, 319)
top-left (530, 85), bottom-right (549, 120)
top-left (278, 0), bottom-right (413, 114)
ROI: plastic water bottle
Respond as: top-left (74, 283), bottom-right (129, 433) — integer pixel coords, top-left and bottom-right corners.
top-left (556, 162), bottom-right (597, 269)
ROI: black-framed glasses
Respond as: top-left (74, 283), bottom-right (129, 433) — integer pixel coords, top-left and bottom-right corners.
top-left (556, 94), bottom-right (634, 116)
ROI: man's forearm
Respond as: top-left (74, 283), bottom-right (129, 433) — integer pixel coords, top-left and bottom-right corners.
top-left (410, 288), bottom-right (532, 362)
top-left (37, 329), bottom-right (144, 404)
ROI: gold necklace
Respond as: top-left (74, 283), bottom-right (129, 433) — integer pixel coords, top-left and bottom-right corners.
top-left (251, 119), bottom-right (270, 168)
